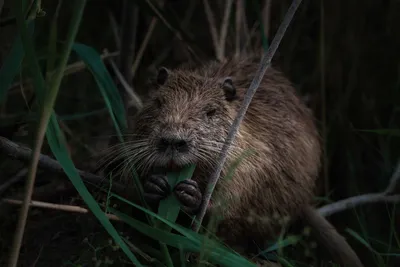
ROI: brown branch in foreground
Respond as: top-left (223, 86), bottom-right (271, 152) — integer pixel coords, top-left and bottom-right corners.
top-left (193, 0), bottom-right (304, 232)
top-left (318, 160), bottom-right (400, 217)
top-left (0, 136), bottom-right (128, 195)
top-left (2, 198), bottom-right (121, 221)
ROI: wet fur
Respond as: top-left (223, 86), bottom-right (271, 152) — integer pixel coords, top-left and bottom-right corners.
top-left (111, 53), bottom-right (363, 267)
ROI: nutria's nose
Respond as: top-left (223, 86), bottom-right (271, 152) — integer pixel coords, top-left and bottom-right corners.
top-left (157, 137), bottom-right (189, 153)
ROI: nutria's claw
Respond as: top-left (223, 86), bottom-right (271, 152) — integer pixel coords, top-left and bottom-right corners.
top-left (143, 174), bottom-right (171, 203)
top-left (173, 179), bottom-right (202, 214)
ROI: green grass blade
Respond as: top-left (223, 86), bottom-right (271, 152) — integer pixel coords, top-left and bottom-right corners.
top-left (110, 193), bottom-right (260, 266)
top-left (110, 208), bottom-right (257, 267)
top-left (71, 43), bottom-right (127, 137)
top-left (158, 164), bottom-right (196, 223)
top-left (11, 1), bottom-right (143, 265)
top-left (345, 228), bottom-right (376, 252)
top-left (261, 235), bottom-right (302, 254)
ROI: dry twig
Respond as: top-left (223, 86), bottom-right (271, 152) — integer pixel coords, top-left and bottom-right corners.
top-left (318, 160), bottom-right (400, 217)
top-left (235, 0), bottom-right (243, 59)
top-left (119, 0), bottom-right (138, 85)
top-left (130, 17), bottom-right (159, 79)
top-left (218, 0), bottom-right (234, 60)
top-left (261, 0), bottom-right (272, 39)
top-left (2, 198), bottom-right (121, 221)
top-left (203, 0), bottom-right (221, 61)
top-left (104, 50), bottom-right (143, 110)
top-left (149, 0), bottom-right (197, 68)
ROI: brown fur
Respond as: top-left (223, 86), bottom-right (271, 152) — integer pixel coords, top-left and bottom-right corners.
top-left (114, 53), bottom-right (363, 267)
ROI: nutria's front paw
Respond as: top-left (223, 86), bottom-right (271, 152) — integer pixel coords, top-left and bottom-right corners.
top-left (143, 174), bottom-right (171, 203)
top-left (173, 179), bottom-right (202, 214)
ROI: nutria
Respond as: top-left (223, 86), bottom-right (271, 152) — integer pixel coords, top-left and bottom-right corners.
top-left (107, 54), bottom-right (363, 267)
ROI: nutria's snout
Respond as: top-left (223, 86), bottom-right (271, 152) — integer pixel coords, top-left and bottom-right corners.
top-left (156, 137), bottom-right (190, 153)
top-left (152, 130), bottom-right (195, 168)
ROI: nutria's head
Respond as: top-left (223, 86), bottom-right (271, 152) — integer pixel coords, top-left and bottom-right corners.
top-left (124, 67), bottom-right (240, 173)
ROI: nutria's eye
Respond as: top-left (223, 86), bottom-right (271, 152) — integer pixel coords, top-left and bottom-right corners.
top-left (206, 109), bottom-right (217, 117)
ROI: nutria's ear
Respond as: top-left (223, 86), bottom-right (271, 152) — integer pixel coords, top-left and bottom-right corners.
top-left (156, 67), bottom-right (169, 85)
top-left (221, 77), bottom-right (237, 101)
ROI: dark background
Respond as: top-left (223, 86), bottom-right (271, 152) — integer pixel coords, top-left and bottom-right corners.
top-left (0, 0), bottom-right (399, 266)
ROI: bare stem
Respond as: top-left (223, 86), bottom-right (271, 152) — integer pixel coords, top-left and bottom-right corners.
top-left (2, 198), bottom-right (122, 221)
top-left (105, 50), bottom-right (143, 110)
top-left (218, 0), bottom-right (234, 60)
top-left (193, 0), bottom-right (304, 232)
top-left (8, 1), bottom-right (87, 266)
top-left (318, 193), bottom-right (400, 217)
top-left (203, 0), bottom-right (221, 61)
top-left (131, 17), bottom-right (159, 79)
top-left (262, 0), bottom-right (272, 39)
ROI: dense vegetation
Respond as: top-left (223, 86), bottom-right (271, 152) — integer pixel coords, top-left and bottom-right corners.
top-left (0, 0), bottom-right (399, 266)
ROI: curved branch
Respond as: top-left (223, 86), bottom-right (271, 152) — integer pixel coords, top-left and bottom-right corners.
top-left (318, 160), bottom-right (400, 217)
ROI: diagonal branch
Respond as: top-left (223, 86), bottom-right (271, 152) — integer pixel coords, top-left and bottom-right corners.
top-left (193, 0), bottom-right (304, 232)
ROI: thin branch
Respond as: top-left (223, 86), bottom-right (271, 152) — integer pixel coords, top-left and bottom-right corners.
top-left (261, 0), bottom-right (272, 39)
top-left (202, 0), bottom-right (221, 61)
top-left (318, 160), bottom-right (400, 217)
top-left (130, 17), bottom-right (159, 79)
top-left (149, 0), bottom-right (197, 69)
top-left (0, 169), bottom-right (28, 196)
top-left (318, 193), bottom-right (400, 217)
top-left (107, 10), bottom-right (121, 49)
top-left (104, 50), bottom-right (143, 110)
top-left (131, 0), bottom-right (166, 80)
top-left (193, 0), bottom-right (304, 232)
top-left (8, 1), bottom-right (87, 266)
top-left (0, 136), bottom-right (128, 195)
top-left (235, 0), bottom-right (243, 59)
top-left (218, 0), bottom-right (234, 60)
top-left (2, 198), bottom-right (122, 221)
top-left (118, 0), bottom-right (138, 86)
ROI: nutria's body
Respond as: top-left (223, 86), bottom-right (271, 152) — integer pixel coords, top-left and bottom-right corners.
top-left (111, 54), bottom-right (363, 267)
